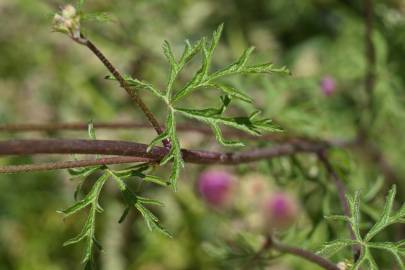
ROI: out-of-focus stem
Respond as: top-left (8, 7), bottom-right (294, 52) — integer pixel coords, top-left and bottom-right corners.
top-left (318, 152), bottom-right (361, 261)
top-left (258, 236), bottom-right (340, 270)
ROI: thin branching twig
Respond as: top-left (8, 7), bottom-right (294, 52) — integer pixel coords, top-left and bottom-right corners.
top-left (0, 139), bottom-right (335, 173)
top-left (71, 34), bottom-right (170, 148)
top-left (252, 236), bottom-right (340, 270)
top-left (0, 156), bottom-right (153, 174)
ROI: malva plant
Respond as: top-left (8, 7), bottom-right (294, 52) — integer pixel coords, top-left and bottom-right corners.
top-left (0, 1), bottom-right (403, 270)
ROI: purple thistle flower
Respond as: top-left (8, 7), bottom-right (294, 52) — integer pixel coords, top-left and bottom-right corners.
top-left (321, 75), bottom-right (336, 96)
top-left (262, 192), bottom-right (298, 230)
top-left (198, 170), bottom-right (234, 208)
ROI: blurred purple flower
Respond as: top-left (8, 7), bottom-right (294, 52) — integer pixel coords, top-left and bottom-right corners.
top-left (321, 75), bottom-right (336, 96)
top-left (198, 170), bottom-right (234, 208)
top-left (262, 192), bottom-right (298, 230)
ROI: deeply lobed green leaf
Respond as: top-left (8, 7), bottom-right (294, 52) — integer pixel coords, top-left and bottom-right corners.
top-left (321, 186), bottom-right (405, 269)
top-left (60, 172), bottom-right (109, 265)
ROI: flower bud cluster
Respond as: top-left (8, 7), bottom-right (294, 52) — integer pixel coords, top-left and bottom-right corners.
top-left (53, 5), bottom-right (81, 40)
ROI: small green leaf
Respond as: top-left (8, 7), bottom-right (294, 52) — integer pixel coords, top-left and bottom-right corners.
top-left (168, 147), bottom-right (182, 190)
top-left (365, 247), bottom-right (379, 270)
top-left (163, 40), bottom-right (178, 70)
top-left (243, 63), bottom-right (290, 74)
top-left (208, 23), bottom-right (223, 58)
top-left (88, 121), bottom-right (96, 140)
top-left (111, 172), bottom-right (171, 237)
top-left (175, 107), bottom-right (279, 136)
top-left (210, 123), bottom-right (245, 147)
top-left (147, 129), bottom-right (170, 152)
top-left (324, 215), bottom-right (351, 223)
top-left (159, 134), bottom-right (183, 189)
top-left (154, 110), bottom-right (183, 190)
top-left (58, 173), bottom-right (109, 217)
top-left (118, 206), bottom-right (130, 224)
top-left (137, 196), bottom-right (165, 206)
top-left (209, 46), bottom-right (254, 80)
top-left (368, 242), bottom-right (405, 269)
top-left (365, 185), bottom-right (396, 242)
top-left (352, 248), bottom-right (367, 270)
top-left (63, 214), bottom-right (92, 246)
top-left (112, 164), bottom-right (150, 179)
top-left (364, 176), bottom-right (385, 202)
top-left (68, 166), bottom-right (102, 178)
top-left (317, 239), bottom-right (358, 257)
top-left (92, 237), bottom-right (103, 251)
top-left (321, 187), bottom-right (405, 269)
top-left (163, 40), bottom-right (179, 97)
top-left (135, 203), bottom-right (172, 238)
top-left (143, 174), bottom-right (170, 186)
top-left (126, 78), bottom-right (164, 99)
top-left (108, 169), bottom-right (127, 191)
top-left (207, 83), bottom-right (253, 103)
top-left (105, 75), bottom-right (164, 99)
top-left (84, 260), bottom-right (95, 270)
top-left (205, 23), bottom-right (223, 72)
top-left (179, 39), bottom-right (203, 66)
top-left (74, 181), bottom-right (85, 201)
top-left (165, 39), bottom-right (204, 99)
top-left (60, 173), bottom-right (108, 266)
top-left (346, 191), bottom-right (362, 241)
top-left (172, 38), bottom-right (209, 102)
top-left (208, 45), bottom-right (289, 81)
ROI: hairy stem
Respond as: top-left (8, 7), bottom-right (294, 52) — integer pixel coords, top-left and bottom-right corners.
top-left (74, 35), bottom-right (170, 148)
top-left (0, 139), bottom-right (332, 173)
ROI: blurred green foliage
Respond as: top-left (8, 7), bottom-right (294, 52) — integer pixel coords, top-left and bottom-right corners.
top-left (0, 0), bottom-right (404, 269)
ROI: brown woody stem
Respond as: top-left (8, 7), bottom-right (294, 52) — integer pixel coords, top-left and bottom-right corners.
top-left (74, 35), bottom-right (170, 148)
top-left (0, 139), bottom-right (331, 173)
top-left (0, 156), bottom-right (153, 174)
top-left (268, 236), bottom-right (339, 270)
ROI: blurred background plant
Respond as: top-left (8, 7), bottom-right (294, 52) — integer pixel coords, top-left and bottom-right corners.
top-left (0, 0), bottom-right (404, 269)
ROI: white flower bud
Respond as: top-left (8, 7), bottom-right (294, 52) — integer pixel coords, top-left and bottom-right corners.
top-left (52, 5), bottom-right (81, 41)
top-left (62, 5), bottom-right (77, 19)
top-left (53, 13), bottom-right (69, 34)
top-left (337, 261), bottom-right (348, 270)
